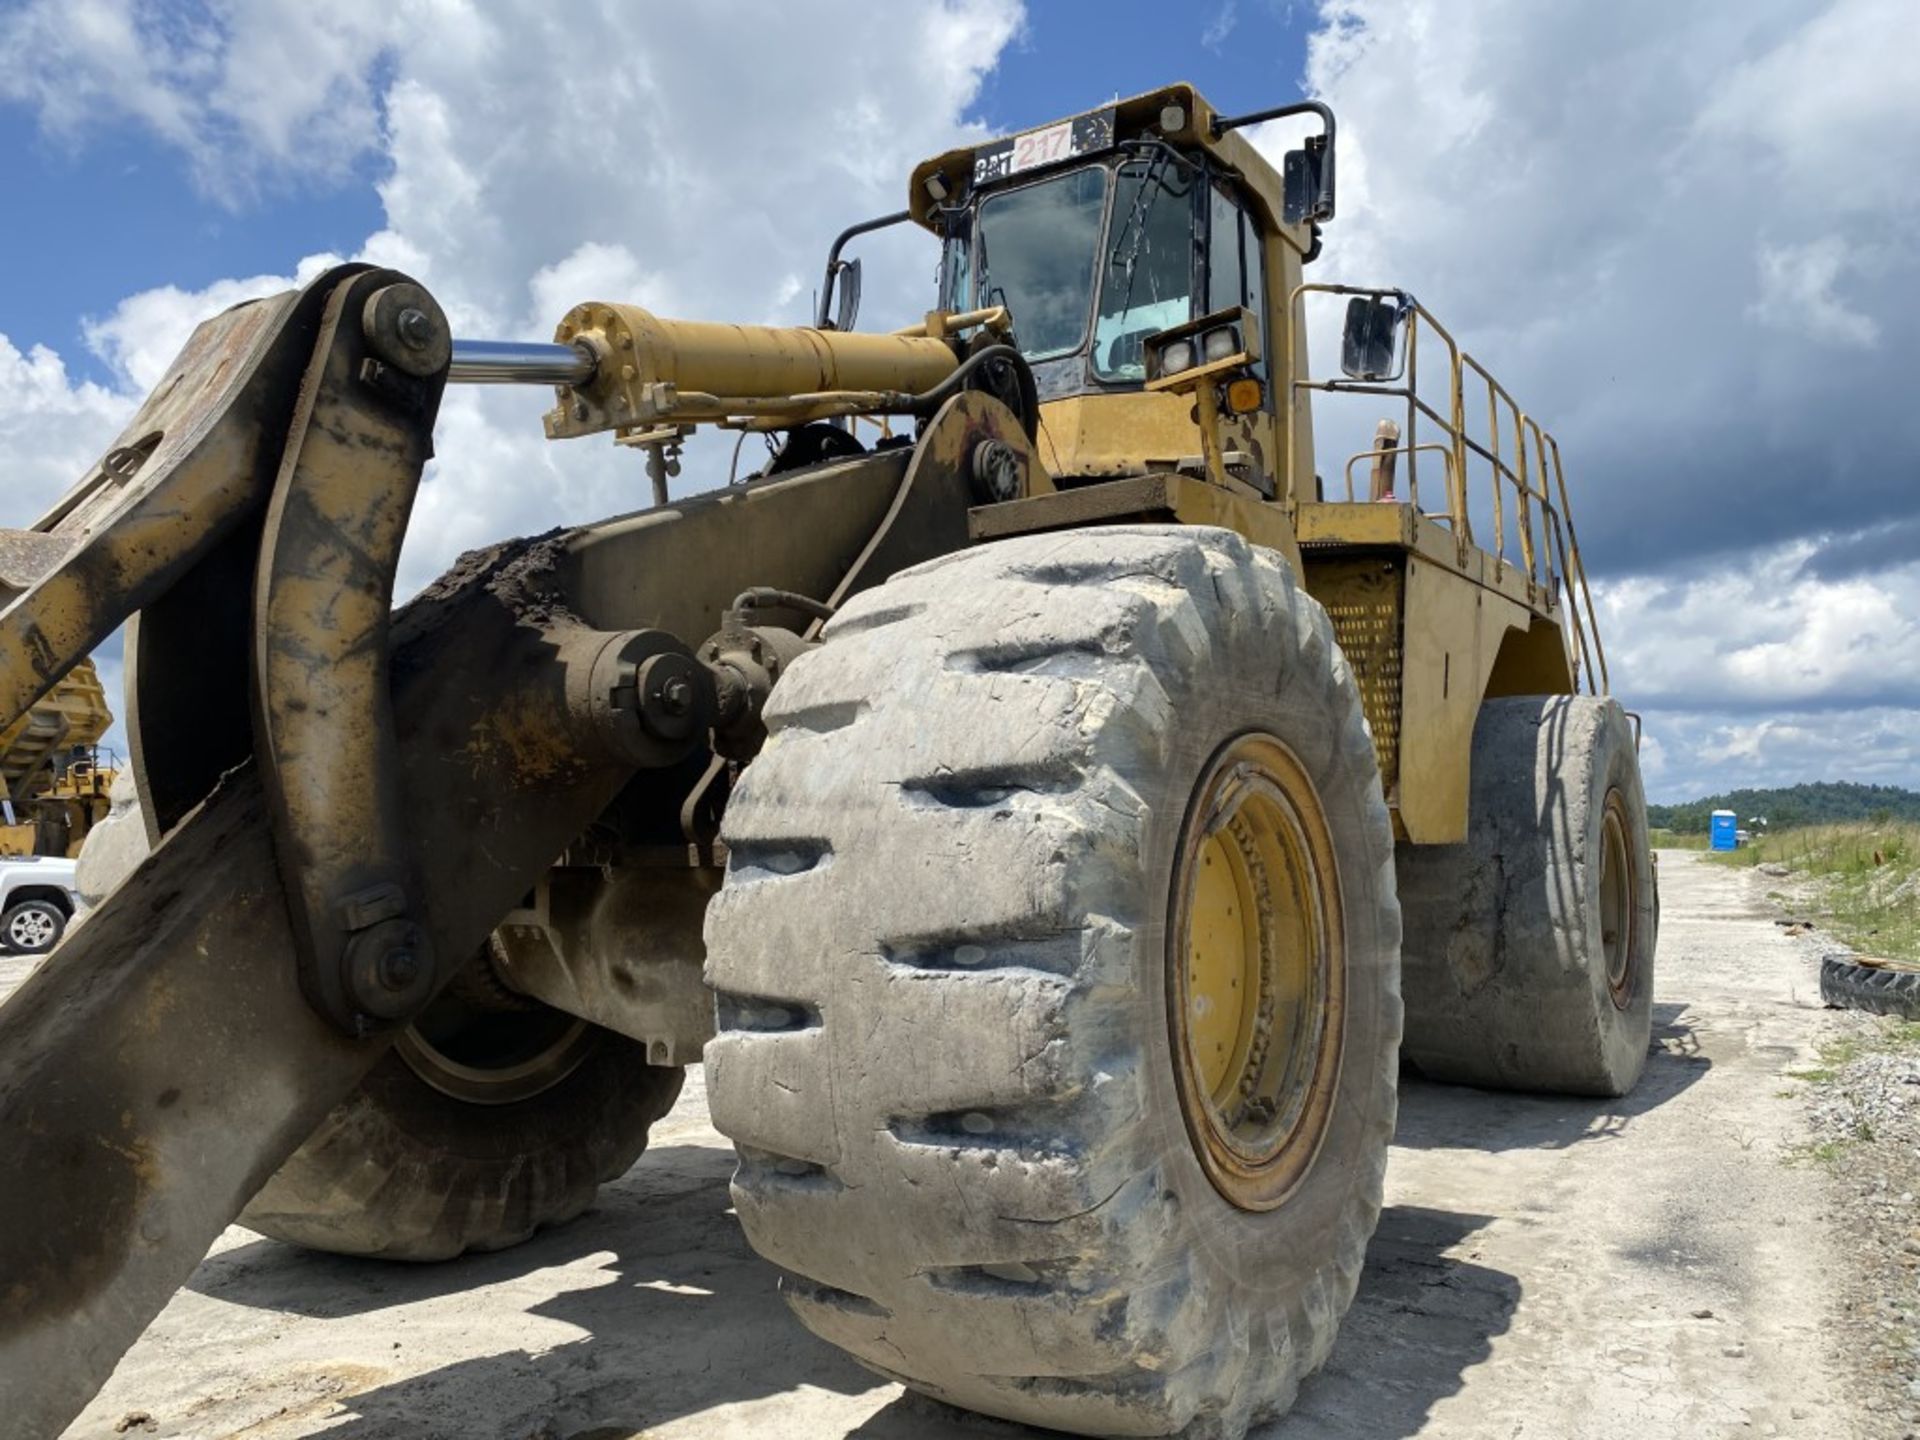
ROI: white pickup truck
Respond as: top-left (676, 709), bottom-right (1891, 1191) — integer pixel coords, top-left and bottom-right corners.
top-left (0, 854), bottom-right (83, 955)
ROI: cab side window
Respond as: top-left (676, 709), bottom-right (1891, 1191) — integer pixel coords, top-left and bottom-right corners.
top-left (1091, 155), bottom-right (1200, 381)
top-left (1207, 184), bottom-right (1268, 388)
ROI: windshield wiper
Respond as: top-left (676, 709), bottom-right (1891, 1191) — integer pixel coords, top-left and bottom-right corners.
top-left (1107, 151), bottom-right (1172, 323)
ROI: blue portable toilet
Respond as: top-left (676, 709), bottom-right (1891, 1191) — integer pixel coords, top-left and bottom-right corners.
top-left (1709, 809), bottom-right (1738, 851)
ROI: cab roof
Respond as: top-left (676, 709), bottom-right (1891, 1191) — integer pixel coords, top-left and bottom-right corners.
top-left (907, 82), bottom-right (1313, 255)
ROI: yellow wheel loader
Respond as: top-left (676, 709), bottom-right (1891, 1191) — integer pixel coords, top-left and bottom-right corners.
top-left (0, 84), bottom-right (1653, 1437)
top-left (0, 656), bottom-right (115, 859)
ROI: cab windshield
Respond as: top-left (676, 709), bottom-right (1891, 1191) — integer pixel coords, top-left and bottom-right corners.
top-left (957, 152), bottom-right (1203, 384)
top-left (972, 166), bottom-right (1108, 361)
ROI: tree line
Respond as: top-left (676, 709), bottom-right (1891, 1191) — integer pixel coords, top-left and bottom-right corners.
top-left (1647, 781), bottom-right (1920, 834)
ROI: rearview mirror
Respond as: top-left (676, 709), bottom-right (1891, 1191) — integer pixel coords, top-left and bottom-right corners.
top-left (833, 257), bottom-right (862, 333)
top-left (1282, 133), bottom-right (1335, 227)
top-left (1340, 296), bottom-right (1403, 382)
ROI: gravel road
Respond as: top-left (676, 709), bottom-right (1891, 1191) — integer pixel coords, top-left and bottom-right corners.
top-left (20, 851), bottom-right (1882, 1439)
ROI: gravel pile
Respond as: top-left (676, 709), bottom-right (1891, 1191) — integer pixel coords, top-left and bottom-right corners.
top-left (1802, 1017), bottom-right (1920, 1434)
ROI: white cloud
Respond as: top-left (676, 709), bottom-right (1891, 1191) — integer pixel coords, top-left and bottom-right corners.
top-left (1596, 543), bottom-right (1920, 713)
top-left (1697, 0), bottom-right (1920, 220)
top-left (1275, 0), bottom-right (1920, 795)
top-left (528, 244), bottom-right (668, 334)
top-left (1283, 0), bottom-right (1920, 576)
top-left (2, 0), bottom-right (1021, 599)
top-left (5, 0), bottom-right (1916, 801)
top-left (1202, 2), bottom-right (1239, 50)
top-left (1594, 542), bottom-right (1920, 798)
top-left (0, 335), bottom-right (135, 525)
top-left (0, 0), bottom-right (413, 201)
top-left (1641, 706), bottom-right (1920, 803)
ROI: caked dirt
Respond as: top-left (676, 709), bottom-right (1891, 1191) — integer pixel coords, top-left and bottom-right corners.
top-left (12, 851), bottom-right (1887, 1439)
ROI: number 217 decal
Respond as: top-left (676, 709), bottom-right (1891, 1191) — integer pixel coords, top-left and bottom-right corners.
top-left (972, 108), bottom-right (1117, 187)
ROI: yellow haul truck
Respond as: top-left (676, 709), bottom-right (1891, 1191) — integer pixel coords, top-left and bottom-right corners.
top-left (0, 658), bottom-right (114, 858)
top-left (0, 85), bottom-right (1652, 1438)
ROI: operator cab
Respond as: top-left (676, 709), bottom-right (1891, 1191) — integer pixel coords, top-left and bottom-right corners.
top-left (898, 85), bottom-right (1334, 492)
top-left (938, 126), bottom-right (1264, 397)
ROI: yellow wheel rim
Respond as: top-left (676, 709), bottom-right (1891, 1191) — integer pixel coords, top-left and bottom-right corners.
top-left (1169, 732), bottom-right (1345, 1212)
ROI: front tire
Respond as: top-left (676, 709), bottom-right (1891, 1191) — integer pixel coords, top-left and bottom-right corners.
top-left (704, 527), bottom-right (1400, 1437)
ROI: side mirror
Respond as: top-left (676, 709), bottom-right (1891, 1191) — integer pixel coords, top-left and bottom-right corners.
top-left (833, 257), bottom-right (862, 333)
top-left (815, 211), bottom-right (909, 329)
top-left (1282, 134), bottom-right (1335, 226)
top-left (1213, 100), bottom-right (1337, 229)
top-left (1340, 296), bottom-right (1403, 382)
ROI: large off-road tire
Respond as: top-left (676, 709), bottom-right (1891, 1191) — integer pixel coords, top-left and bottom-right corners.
top-left (1396, 695), bottom-right (1655, 1097)
top-left (1820, 953), bottom-right (1920, 1019)
top-left (76, 794), bottom-right (682, 1261)
top-left (241, 1017), bottom-right (683, 1261)
top-left (704, 526), bottom-right (1401, 1438)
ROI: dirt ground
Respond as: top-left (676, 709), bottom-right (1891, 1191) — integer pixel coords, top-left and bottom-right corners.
top-left (13, 850), bottom-right (1882, 1439)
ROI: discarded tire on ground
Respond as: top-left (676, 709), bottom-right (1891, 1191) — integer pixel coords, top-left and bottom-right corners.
top-left (1396, 695), bottom-right (1655, 1097)
top-left (1820, 953), bottom-right (1920, 1020)
top-left (704, 527), bottom-right (1402, 1438)
top-left (77, 798), bottom-right (682, 1261)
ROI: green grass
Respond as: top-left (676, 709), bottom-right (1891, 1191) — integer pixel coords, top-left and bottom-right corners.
top-left (1786, 1137), bottom-right (1859, 1168)
top-left (1650, 827), bottom-right (1709, 850)
top-left (1705, 822), bottom-right (1920, 961)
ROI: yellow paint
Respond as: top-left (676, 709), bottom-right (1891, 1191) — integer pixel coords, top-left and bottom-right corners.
top-left (545, 304), bottom-right (960, 439)
top-left (908, 84), bottom-right (1315, 254)
top-left (0, 659), bottom-right (114, 857)
top-left (1394, 556), bottom-right (1533, 843)
top-left (1299, 506), bottom-right (1573, 842)
top-left (1034, 391), bottom-right (1197, 481)
top-left (970, 471), bottom-right (1302, 576)
top-left (1170, 733), bottom-right (1343, 1212)
top-left (530, 84), bottom-right (1608, 857)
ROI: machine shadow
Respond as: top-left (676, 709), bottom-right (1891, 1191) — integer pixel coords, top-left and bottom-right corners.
top-left (182, 980), bottom-right (1672, 1440)
top-left (184, 1146), bottom-right (1516, 1440)
top-left (1277, 1205), bottom-right (1516, 1438)
top-left (1391, 999), bottom-right (1710, 1153)
top-left (184, 1142), bottom-right (743, 1321)
top-left (187, 1141), bottom-right (889, 1436)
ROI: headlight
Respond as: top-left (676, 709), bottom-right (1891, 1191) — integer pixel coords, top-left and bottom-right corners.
top-left (1158, 339), bottom-right (1195, 376)
top-left (1202, 324), bottom-right (1242, 363)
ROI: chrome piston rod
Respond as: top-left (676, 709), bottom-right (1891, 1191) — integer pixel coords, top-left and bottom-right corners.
top-left (449, 338), bottom-right (596, 386)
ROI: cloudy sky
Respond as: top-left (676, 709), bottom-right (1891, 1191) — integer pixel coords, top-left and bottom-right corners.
top-left (2, 0), bottom-right (1914, 802)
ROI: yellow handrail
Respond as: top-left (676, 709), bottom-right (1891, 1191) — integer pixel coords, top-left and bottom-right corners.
top-left (1287, 282), bottom-right (1608, 694)
top-left (1339, 443), bottom-right (1459, 515)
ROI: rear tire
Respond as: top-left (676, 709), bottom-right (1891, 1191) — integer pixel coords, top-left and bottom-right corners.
top-left (704, 526), bottom-right (1401, 1437)
top-left (1396, 695), bottom-right (1655, 1097)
